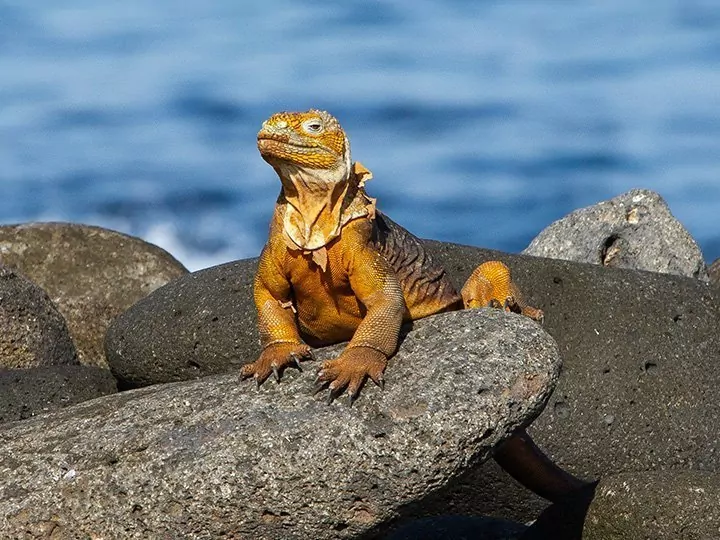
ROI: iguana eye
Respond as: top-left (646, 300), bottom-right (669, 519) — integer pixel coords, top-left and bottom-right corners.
top-left (303, 119), bottom-right (324, 134)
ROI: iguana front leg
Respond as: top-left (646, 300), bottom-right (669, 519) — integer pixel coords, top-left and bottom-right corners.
top-left (241, 245), bottom-right (313, 385)
top-left (316, 245), bottom-right (407, 404)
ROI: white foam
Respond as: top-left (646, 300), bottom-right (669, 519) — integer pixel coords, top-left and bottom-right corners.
top-left (142, 221), bottom-right (258, 272)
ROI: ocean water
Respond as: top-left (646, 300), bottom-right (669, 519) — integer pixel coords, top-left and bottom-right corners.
top-left (2, 0), bottom-right (719, 271)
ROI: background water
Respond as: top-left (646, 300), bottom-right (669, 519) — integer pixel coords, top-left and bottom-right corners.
top-left (2, 0), bottom-right (719, 271)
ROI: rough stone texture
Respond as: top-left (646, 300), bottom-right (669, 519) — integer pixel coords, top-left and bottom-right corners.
top-left (383, 515), bottom-right (527, 540)
top-left (105, 258), bottom-right (258, 387)
top-left (519, 472), bottom-right (720, 539)
top-left (422, 240), bottom-right (720, 524)
top-left (0, 266), bottom-right (77, 369)
top-left (0, 308), bottom-right (560, 540)
top-left (0, 365), bottom-right (118, 424)
top-left (582, 471), bottom-right (720, 539)
top-left (523, 189), bottom-right (708, 280)
top-left (0, 222), bottom-right (188, 368)
top-left (710, 258), bottom-right (720, 290)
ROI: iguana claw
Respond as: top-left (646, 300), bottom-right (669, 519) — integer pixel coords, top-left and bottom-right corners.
top-left (312, 379), bottom-right (329, 395)
top-left (290, 353), bottom-right (304, 371)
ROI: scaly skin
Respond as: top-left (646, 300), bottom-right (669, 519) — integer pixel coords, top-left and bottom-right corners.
top-left (243, 108), bottom-right (542, 400)
top-left (241, 109), bottom-right (586, 502)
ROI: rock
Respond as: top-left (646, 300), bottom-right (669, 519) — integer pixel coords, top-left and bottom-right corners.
top-left (422, 240), bottom-right (720, 523)
top-left (0, 365), bottom-right (118, 424)
top-left (0, 222), bottom-right (188, 368)
top-left (105, 258), bottom-right (258, 387)
top-left (0, 266), bottom-right (77, 369)
top-left (527, 471), bottom-right (720, 539)
top-left (710, 258), bottom-right (720, 289)
top-left (106, 236), bottom-right (720, 526)
top-left (383, 515), bottom-right (527, 540)
top-left (581, 471), bottom-right (720, 539)
top-left (0, 308), bottom-right (560, 540)
top-left (523, 189), bottom-right (708, 280)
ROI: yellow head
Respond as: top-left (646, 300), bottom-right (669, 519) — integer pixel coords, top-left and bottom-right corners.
top-left (257, 109), bottom-right (350, 174)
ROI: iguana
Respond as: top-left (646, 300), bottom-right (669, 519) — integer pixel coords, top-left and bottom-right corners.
top-left (241, 109), bottom-right (586, 501)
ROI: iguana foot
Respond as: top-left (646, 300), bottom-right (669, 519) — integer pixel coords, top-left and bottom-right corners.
top-left (240, 342), bottom-right (314, 386)
top-left (462, 260), bottom-right (544, 322)
top-left (314, 346), bottom-right (387, 405)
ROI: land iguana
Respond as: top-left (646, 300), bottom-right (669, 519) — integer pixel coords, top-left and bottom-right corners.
top-left (241, 109), bottom-right (587, 502)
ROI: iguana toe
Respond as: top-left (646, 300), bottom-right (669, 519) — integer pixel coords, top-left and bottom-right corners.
top-left (241, 342), bottom-right (313, 386)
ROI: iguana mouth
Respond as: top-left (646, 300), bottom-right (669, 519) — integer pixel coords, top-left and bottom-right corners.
top-left (258, 138), bottom-right (334, 162)
top-left (258, 135), bottom-right (320, 149)
top-left (257, 131), bottom-right (314, 145)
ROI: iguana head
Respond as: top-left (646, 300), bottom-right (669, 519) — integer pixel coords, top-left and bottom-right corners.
top-left (257, 109), bottom-right (351, 182)
top-left (257, 109), bottom-right (375, 259)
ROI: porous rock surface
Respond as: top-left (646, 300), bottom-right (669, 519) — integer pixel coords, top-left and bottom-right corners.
top-left (0, 308), bottom-right (560, 540)
top-left (521, 470), bottom-right (720, 539)
top-left (710, 257), bottom-right (720, 289)
top-left (105, 258), bottom-right (258, 387)
top-left (523, 189), bottom-right (708, 280)
top-left (0, 222), bottom-right (188, 368)
top-left (581, 470), bottom-right (720, 539)
top-left (0, 365), bottom-right (118, 424)
top-left (423, 240), bottom-right (720, 525)
top-left (0, 265), bottom-right (77, 369)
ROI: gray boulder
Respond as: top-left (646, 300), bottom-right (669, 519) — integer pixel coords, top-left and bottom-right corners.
top-left (523, 189), bottom-right (708, 280)
top-left (0, 266), bottom-right (77, 369)
top-left (521, 470), bottom-right (720, 540)
top-left (583, 470), bottom-right (720, 539)
top-left (105, 258), bottom-right (258, 387)
top-left (521, 469), bottom-right (720, 539)
top-left (0, 365), bottom-right (118, 424)
top-left (423, 240), bottom-right (720, 523)
top-left (0, 222), bottom-right (188, 368)
top-left (0, 308), bottom-right (560, 540)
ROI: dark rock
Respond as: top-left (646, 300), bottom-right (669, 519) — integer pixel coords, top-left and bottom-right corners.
top-left (381, 515), bottom-right (527, 540)
top-left (423, 240), bottom-right (720, 523)
top-left (523, 189), bottom-right (708, 280)
top-left (0, 266), bottom-right (77, 369)
top-left (105, 258), bottom-right (258, 387)
top-left (0, 222), bottom-right (188, 368)
top-left (581, 471), bottom-right (720, 539)
top-left (0, 365), bottom-right (118, 424)
top-left (525, 470), bottom-right (720, 540)
top-left (0, 308), bottom-right (560, 540)
top-left (710, 258), bottom-right (720, 289)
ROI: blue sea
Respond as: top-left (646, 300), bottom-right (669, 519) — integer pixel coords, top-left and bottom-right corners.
top-left (2, 0), bottom-right (719, 271)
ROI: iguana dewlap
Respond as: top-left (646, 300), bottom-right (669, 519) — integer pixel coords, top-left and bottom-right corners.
top-left (242, 109), bottom-right (542, 401)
